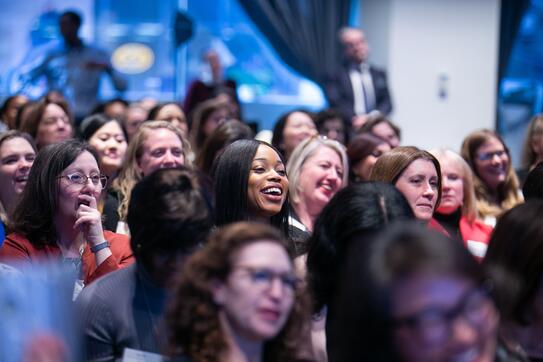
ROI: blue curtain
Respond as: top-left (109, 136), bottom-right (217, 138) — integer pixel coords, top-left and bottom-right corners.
top-left (498, 0), bottom-right (531, 82)
top-left (238, 0), bottom-right (352, 88)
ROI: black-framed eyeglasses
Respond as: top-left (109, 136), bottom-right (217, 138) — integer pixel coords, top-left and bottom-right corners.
top-left (58, 172), bottom-right (108, 188)
top-left (391, 282), bottom-right (495, 346)
top-left (233, 265), bottom-right (300, 293)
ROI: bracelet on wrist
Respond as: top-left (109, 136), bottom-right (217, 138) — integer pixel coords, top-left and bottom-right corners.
top-left (90, 241), bottom-right (110, 253)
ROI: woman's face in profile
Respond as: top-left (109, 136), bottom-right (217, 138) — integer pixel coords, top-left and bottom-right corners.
top-left (247, 145), bottom-right (288, 220)
top-left (390, 274), bottom-right (499, 362)
top-left (212, 240), bottom-right (296, 342)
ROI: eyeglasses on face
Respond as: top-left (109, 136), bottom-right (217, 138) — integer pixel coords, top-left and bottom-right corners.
top-left (476, 150), bottom-right (506, 161)
top-left (58, 172), bottom-right (108, 188)
top-left (392, 282), bottom-right (495, 346)
top-left (232, 265), bottom-right (300, 293)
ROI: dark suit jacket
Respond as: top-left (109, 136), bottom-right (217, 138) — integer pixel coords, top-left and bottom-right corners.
top-left (325, 63), bottom-right (392, 123)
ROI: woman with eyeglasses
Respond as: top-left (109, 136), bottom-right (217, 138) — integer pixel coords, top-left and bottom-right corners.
top-left (329, 222), bottom-right (526, 362)
top-left (461, 129), bottom-right (523, 226)
top-left (0, 140), bottom-right (134, 296)
top-left (166, 222), bottom-right (311, 362)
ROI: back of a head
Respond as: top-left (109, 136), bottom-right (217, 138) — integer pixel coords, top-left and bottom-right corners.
top-left (307, 182), bottom-right (414, 313)
top-left (196, 120), bottom-right (253, 175)
top-left (484, 200), bottom-right (543, 325)
top-left (328, 222), bottom-right (482, 361)
top-left (127, 167), bottom-right (213, 259)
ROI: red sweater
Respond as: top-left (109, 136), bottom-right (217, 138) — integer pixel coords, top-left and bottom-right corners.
top-left (0, 230), bottom-right (134, 285)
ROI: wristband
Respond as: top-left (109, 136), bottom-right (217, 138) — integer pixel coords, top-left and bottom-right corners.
top-left (90, 241), bottom-right (110, 253)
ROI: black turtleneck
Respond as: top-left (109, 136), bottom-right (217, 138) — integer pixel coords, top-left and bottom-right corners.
top-left (433, 208), bottom-right (462, 238)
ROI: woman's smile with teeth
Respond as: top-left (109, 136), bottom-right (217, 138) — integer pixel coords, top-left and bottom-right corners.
top-left (262, 187), bottom-right (282, 195)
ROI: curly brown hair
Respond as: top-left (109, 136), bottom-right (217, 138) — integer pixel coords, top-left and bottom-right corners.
top-left (166, 222), bottom-right (310, 362)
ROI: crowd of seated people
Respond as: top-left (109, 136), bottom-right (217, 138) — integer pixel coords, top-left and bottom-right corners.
top-left (2, 25), bottom-right (543, 362)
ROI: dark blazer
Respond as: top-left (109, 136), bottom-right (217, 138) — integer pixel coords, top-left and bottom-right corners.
top-left (325, 63), bottom-right (392, 123)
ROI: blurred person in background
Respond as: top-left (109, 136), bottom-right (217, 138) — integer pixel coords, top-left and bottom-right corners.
top-left (272, 109), bottom-right (318, 161)
top-left (461, 129), bottom-right (523, 226)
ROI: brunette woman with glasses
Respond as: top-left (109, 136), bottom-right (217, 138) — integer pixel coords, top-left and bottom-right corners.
top-left (0, 140), bottom-right (134, 297)
top-left (328, 222), bottom-right (527, 362)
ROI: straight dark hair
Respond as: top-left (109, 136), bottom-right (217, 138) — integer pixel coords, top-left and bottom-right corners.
top-left (307, 182), bottom-right (414, 314)
top-left (11, 140), bottom-right (99, 246)
top-left (328, 222), bottom-right (484, 361)
top-left (211, 139), bottom-right (289, 235)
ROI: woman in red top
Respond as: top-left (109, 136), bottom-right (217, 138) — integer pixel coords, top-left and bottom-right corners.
top-left (430, 149), bottom-right (493, 259)
top-left (0, 140), bottom-right (133, 292)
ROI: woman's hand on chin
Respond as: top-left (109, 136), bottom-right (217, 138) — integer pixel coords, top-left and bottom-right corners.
top-left (73, 193), bottom-right (105, 247)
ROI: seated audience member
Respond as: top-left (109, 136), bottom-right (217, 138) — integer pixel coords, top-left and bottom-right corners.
top-left (183, 49), bottom-right (238, 117)
top-left (123, 102), bottom-right (148, 141)
top-left (484, 201), bottom-right (543, 360)
top-left (461, 129), bottom-right (523, 226)
top-left (329, 223), bottom-right (524, 362)
top-left (431, 149), bottom-right (493, 259)
top-left (166, 222), bottom-right (310, 362)
top-left (0, 131), bottom-right (36, 239)
top-left (99, 98), bottom-right (128, 123)
top-left (519, 114), bottom-right (543, 183)
top-left (286, 136), bottom-right (348, 255)
top-left (212, 140), bottom-right (289, 235)
top-left (358, 114), bottom-right (401, 148)
top-left (77, 167), bottom-right (213, 361)
top-left (272, 110), bottom-right (318, 160)
top-left (0, 94), bottom-right (29, 131)
top-left (110, 121), bottom-right (190, 234)
top-left (0, 140), bottom-right (133, 296)
top-left (14, 101), bottom-right (37, 131)
top-left (195, 119), bottom-right (253, 176)
top-left (370, 146), bottom-right (443, 229)
top-left (190, 97), bottom-right (229, 152)
top-left (314, 109), bottom-right (348, 145)
top-left (20, 97), bottom-right (74, 149)
top-left (147, 102), bottom-right (188, 137)
top-left (522, 162), bottom-right (543, 200)
top-left (306, 182), bottom-right (414, 362)
top-left (347, 132), bottom-right (390, 183)
top-left (80, 113), bottom-right (127, 180)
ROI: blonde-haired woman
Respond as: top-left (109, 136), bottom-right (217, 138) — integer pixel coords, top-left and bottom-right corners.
top-left (460, 129), bottom-right (523, 226)
top-left (430, 149), bottom-right (493, 259)
top-left (286, 136), bottom-right (348, 256)
top-left (108, 121), bottom-right (191, 234)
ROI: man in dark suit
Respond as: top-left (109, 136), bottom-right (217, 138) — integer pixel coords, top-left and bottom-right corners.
top-left (326, 27), bottom-right (392, 131)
